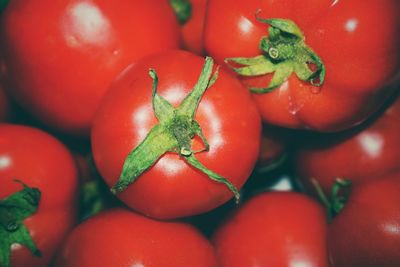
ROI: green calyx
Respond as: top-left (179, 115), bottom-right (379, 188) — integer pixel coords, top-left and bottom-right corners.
top-left (169, 0), bottom-right (192, 25)
top-left (0, 181), bottom-right (41, 267)
top-left (225, 12), bottom-right (326, 93)
top-left (312, 178), bottom-right (352, 222)
top-left (0, 0), bottom-right (8, 13)
top-left (111, 57), bottom-right (240, 203)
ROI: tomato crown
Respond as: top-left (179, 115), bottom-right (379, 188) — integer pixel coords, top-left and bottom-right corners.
top-left (0, 181), bottom-right (42, 267)
top-left (111, 57), bottom-right (240, 203)
top-left (225, 11), bottom-right (325, 93)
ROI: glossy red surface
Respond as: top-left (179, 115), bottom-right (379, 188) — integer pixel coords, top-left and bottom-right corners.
top-left (91, 50), bottom-right (261, 219)
top-left (55, 209), bottom-right (218, 267)
top-left (329, 172), bottom-right (400, 267)
top-left (0, 124), bottom-right (78, 267)
top-left (0, 0), bottom-right (180, 135)
top-left (296, 95), bottom-right (400, 193)
top-left (214, 192), bottom-right (329, 267)
top-left (204, 0), bottom-right (400, 131)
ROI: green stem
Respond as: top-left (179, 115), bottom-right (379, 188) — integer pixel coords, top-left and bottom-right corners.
top-left (225, 13), bottom-right (325, 93)
top-left (169, 0), bottom-right (192, 25)
top-left (311, 178), bottom-right (352, 222)
top-left (0, 181), bottom-right (41, 267)
top-left (112, 57), bottom-right (240, 202)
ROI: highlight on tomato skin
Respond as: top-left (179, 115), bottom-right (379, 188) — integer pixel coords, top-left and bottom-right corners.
top-left (213, 192), bottom-right (330, 267)
top-left (0, 123), bottom-right (79, 267)
top-left (294, 94), bottom-right (400, 194)
top-left (54, 208), bottom-right (219, 267)
top-left (204, 0), bottom-right (400, 132)
top-left (328, 171), bottom-right (400, 267)
top-left (91, 50), bottom-right (261, 220)
top-left (0, 0), bottom-right (180, 136)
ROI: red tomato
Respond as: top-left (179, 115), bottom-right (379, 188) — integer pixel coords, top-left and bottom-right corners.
top-left (55, 208), bottom-right (218, 267)
top-left (204, 0), bottom-right (400, 131)
top-left (213, 192), bottom-right (329, 267)
top-left (0, 0), bottom-right (180, 135)
top-left (0, 124), bottom-right (78, 267)
top-left (91, 50), bottom-right (261, 219)
top-left (295, 95), bottom-right (400, 194)
top-left (181, 0), bottom-right (207, 55)
top-left (328, 172), bottom-right (400, 267)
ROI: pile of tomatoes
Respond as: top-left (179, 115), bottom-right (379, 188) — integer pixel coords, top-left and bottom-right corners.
top-left (0, 1), bottom-right (399, 266)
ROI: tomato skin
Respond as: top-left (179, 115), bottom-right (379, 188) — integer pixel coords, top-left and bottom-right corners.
top-left (91, 50), bottom-right (261, 219)
top-left (204, 0), bottom-right (400, 131)
top-left (0, 124), bottom-right (78, 267)
top-left (55, 208), bottom-right (218, 267)
top-left (181, 0), bottom-right (207, 55)
top-left (328, 172), bottom-right (400, 267)
top-left (213, 192), bottom-right (329, 267)
top-left (0, 0), bottom-right (180, 135)
top-left (295, 95), bottom-right (400, 194)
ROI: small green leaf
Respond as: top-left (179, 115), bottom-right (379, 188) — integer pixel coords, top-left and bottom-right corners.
top-left (267, 62), bottom-right (293, 89)
top-left (111, 125), bottom-right (178, 193)
top-left (150, 69), bottom-right (175, 123)
top-left (177, 57), bottom-right (215, 118)
top-left (0, 181), bottom-right (41, 267)
top-left (169, 0), bottom-right (192, 25)
top-left (294, 62), bottom-right (315, 81)
top-left (185, 155), bottom-right (240, 203)
top-left (264, 18), bottom-right (304, 39)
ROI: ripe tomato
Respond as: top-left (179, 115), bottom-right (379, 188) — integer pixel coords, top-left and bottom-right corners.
top-left (178, 0), bottom-right (207, 55)
top-left (204, 0), bottom-right (400, 131)
top-left (295, 94), bottom-right (400, 194)
top-left (0, 124), bottom-right (78, 267)
top-left (213, 192), bottom-right (329, 267)
top-left (0, 0), bottom-right (180, 135)
top-left (91, 50), bottom-right (261, 219)
top-left (328, 172), bottom-right (400, 267)
top-left (55, 208), bottom-right (218, 267)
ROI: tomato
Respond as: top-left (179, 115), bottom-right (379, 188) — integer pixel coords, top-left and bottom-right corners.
top-left (180, 0), bottom-right (207, 55)
top-left (213, 192), bottom-right (329, 267)
top-left (328, 172), bottom-right (400, 267)
top-left (169, 0), bottom-right (207, 55)
top-left (0, 0), bottom-right (180, 135)
top-left (55, 208), bottom-right (218, 267)
top-left (295, 94), bottom-right (400, 194)
top-left (204, 0), bottom-right (400, 131)
top-left (91, 50), bottom-right (261, 219)
top-left (0, 124), bottom-right (78, 267)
